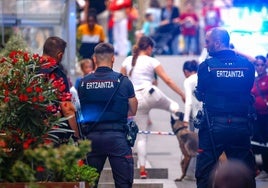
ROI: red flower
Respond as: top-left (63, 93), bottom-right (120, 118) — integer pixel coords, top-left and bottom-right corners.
top-left (0, 57), bottom-right (6, 63)
top-left (52, 79), bottom-right (64, 89)
top-left (12, 58), bottom-right (18, 64)
top-left (40, 56), bottom-right (57, 69)
top-left (46, 105), bottom-right (57, 113)
top-left (18, 94), bottom-right (28, 102)
top-left (36, 166), bottom-right (45, 172)
top-left (35, 86), bottom-right (43, 93)
top-left (0, 140), bottom-right (7, 148)
top-left (60, 92), bottom-right (72, 101)
top-left (3, 97), bottom-right (9, 103)
top-left (23, 53), bottom-right (30, 62)
top-left (9, 51), bottom-right (17, 58)
top-left (38, 95), bottom-right (45, 102)
top-left (33, 53), bottom-right (40, 60)
top-left (46, 57), bottom-right (57, 67)
top-left (23, 137), bottom-right (37, 149)
top-left (32, 96), bottom-right (38, 103)
top-left (26, 87), bottom-right (33, 93)
top-left (49, 73), bottom-right (56, 80)
top-left (23, 142), bottom-right (30, 149)
top-left (4, 90), bottom-right (9, 96)
top-left (77, 159), bottom-right (84, 167)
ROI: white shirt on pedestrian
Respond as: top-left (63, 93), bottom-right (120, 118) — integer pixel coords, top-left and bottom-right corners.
top-left (121, 55), bottom-right (160, 91)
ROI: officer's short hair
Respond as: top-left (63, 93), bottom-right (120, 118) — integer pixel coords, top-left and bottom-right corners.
top-left (210, 27), bottom-right (230, 48)
top-left (94, 43), bottom-right (114, 55)
top-left (94, 43), bottom-right (114, 62)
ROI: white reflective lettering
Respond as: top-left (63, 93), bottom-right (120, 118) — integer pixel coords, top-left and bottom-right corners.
top-left (216, 70), bottom-right (244, 77)
top-left (86, 81), bottom-right (115, 89)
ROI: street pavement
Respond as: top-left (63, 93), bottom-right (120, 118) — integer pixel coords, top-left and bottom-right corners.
top-left (112, 55), bottom-right (268, 188)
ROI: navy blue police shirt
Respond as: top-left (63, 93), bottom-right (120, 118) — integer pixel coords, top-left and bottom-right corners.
top-left (195, 50), bottom-right (255, 114)
top-left (77, 67), bottom-right (135, 125)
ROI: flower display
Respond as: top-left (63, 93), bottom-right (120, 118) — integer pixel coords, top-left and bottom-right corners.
top-left (0, 48), bottom-right (98, 185)
top-left (9, 139), bottom-right (99, 185)
top-left (0, 50), bottom-right (65, 147)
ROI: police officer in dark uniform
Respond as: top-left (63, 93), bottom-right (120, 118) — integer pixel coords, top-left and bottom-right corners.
top-left (194, 27), bottom-right (256, 188)
top-left (78, 42), bottom-right (138, 188)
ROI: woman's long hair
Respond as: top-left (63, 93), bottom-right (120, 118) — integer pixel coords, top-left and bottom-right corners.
top-left (129, 36), bottom-right (154, 76)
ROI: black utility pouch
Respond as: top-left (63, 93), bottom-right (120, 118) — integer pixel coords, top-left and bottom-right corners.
top-left (125, 120), bottom-right (139, 147)
top-left (193, 110), bottom-right (206, 129)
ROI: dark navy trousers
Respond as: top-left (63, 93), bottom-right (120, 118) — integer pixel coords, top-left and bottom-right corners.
top-left (85, 131), bottom-right (134, 188)
top-left (195, 116), bottom-right (256, 188)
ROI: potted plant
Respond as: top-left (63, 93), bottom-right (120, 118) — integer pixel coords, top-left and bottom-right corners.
top-left (0, 35), bottom-right (99, 187)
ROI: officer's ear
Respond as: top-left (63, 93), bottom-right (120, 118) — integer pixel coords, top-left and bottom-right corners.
top-left (214, 39), bottom-right (222, 49)
top-left (111, 55), bottom-right (115, 64)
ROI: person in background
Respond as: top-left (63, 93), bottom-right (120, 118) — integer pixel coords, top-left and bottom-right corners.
top-left (142, 13), bottom-right (156, 37)
top-left (160, 0), bottom-right (180, 55)
top-left (75, 58), bottom-right (95, 90)
top-left (202, 0), bottom-right (222, 33)
top-left (109, 0), bottom-right (132, 56)
top-left (180, 59), bottom-right (202, 181)
top-left (108, 12), bottom-right (114, 44)
top-left (251, 55), bottom-right (268, 181)
top-left (77, 8), bottom-right (106, 59)
top-left (41, 36), bottom-right (80, 140)
top-left (76, 0), bottom-right (87, 26)
top-left (72, 58), bottom-right (95, 114)
top-left (120, 36), bottom-right (185, 179)
top-left (194, 27), bottom-right (256, 188)
top-left (146, 0), bottom-right (162, 29)
top-left (182, 60), bottom-right (202, 130)
top-left (78, 42), bottom-right (138, 187)
top-left (179, 2), bottom-right (199, 55)
top-left (84, 0), bottom-right (109, 39)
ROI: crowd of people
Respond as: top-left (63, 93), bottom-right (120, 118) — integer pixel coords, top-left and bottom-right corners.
top-left (75, 0), bottom-right (224, 57)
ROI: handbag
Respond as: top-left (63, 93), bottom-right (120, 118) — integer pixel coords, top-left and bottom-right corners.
top-left (125, 118), bottom-right (139, 147)
top-left (109, 0), bottom-right (132, 11)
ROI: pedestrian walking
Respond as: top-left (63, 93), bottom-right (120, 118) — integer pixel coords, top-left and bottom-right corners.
top-left (120, 36), bottom-right (185, 178)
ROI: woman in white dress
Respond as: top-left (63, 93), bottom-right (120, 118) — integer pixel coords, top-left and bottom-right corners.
top-left (120, 36), bottom-right (185, 178)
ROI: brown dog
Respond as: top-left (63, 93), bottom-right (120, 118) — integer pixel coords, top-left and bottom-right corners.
top-left (171, 113), bottom-right (198, 181)
top-left (171, 113), bottom-right (227, 181)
